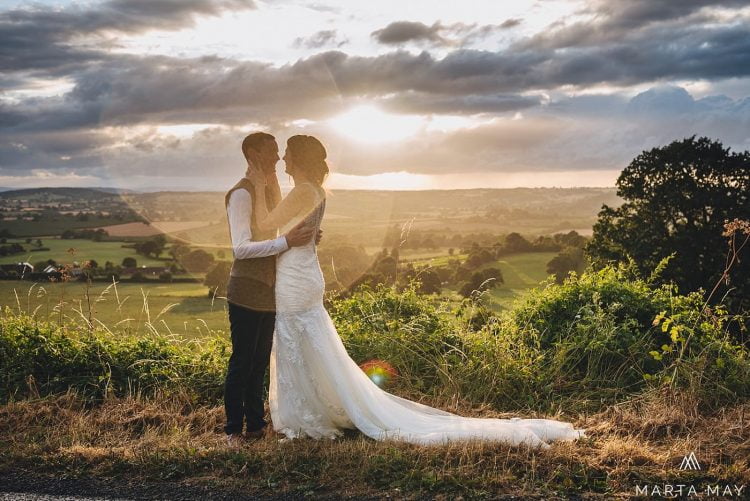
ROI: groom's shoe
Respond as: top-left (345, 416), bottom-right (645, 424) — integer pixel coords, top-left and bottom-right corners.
top-left (244, 427), bottom-right (266, 441)
top-left (226, 433), bottom-right (245, 448)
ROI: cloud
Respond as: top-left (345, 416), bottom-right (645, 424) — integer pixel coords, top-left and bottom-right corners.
top-left (0, 0), bottom-right (256, 74)
top-left (519, 0), bottom-right (749, 50)
top-left (372, 21), bottom-right (447, 45)
top-left (371, 20), bottom-right (503, 48)
top-left (500, 18), bottom-right (522, 29)
top-left (293, 30), bottom-right (348, 49)
top-left (4, 0), bottom-right (256, 36)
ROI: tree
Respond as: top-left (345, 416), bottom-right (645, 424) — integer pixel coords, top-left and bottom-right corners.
top-left (204, 261), bottom-right (232, 296)
top-left (135, 235), bottom-right (167, 258)
top-left (169, 244), bottom-right (191, 261)
top-left (547, 247), bottom-right (585, 284)
top-left (555, 230), bottom-right (586, 248)
top-left (122, 257), bottom-right (137, 268)
top-left (401, 267), bottom-right (442, 295)
top-left (136, 240), bottom-right (157, 257)
top-left (458, 267), bottom-right (504, 298)
top-left (182, 249), bottom-right (215, 273)
top-left (503, 232), bottom-right (533, 253)
top-left (586, 136), bottom-right (750, 313)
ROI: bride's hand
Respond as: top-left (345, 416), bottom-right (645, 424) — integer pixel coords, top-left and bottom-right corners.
top-left (244, 155), bottom-right (266, 188)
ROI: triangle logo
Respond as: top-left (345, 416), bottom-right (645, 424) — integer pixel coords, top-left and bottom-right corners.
top-left (678, 452), bottom-right (701, 471)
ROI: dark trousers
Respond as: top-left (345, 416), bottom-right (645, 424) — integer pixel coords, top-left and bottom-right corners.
top-left (224, 301), bottom-right (275, 435)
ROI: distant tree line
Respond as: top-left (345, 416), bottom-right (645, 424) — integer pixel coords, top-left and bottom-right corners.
top-left (61, 228), bottom-right (108, 241)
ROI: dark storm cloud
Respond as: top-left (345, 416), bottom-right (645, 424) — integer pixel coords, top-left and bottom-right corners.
top-left (0, 0), bottom-right (256, 74)
top-left (590, 0), bottom-right (748, 30)
top-left (372, 21), bottom-right (447, 45)
top-left (521, 0), bottom-right (749, 50)
top-left (371, 20), bottom-right (505, 47)
top-left (3, 0), bottom-right (256, 36)
top-left (293, 30), bottom-right (348, 49)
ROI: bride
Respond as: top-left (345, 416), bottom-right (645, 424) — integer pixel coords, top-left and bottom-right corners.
top-left (245, 135), bottom-right (586, 449)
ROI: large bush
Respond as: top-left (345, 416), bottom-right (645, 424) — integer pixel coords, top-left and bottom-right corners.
top-left (504, 262), bottom-right (749, 408)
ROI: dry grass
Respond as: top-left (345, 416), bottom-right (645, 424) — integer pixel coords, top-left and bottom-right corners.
top-left (1, 388), bottom-right (747, 499)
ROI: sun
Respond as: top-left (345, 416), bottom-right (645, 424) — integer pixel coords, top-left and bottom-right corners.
top-left (327, 105), bottom-right (424, 143)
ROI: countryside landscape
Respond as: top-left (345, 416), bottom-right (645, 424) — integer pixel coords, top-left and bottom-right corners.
top-left (0, 185), bottom-right (613, 334)
top-left (2, 0), bottom-right (750, 498)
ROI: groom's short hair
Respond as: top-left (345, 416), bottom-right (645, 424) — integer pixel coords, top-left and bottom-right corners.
top-left (242, 132), bottom-right (275, 159)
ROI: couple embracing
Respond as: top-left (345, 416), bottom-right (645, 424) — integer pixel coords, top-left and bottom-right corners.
top-left (223, 132), bottom-right (586, 448)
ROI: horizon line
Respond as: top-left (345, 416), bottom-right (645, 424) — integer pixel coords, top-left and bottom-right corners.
top-left (0, 185), bottom-right (618, 194)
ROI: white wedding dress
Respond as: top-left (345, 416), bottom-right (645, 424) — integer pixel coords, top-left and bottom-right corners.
top-left (268, 188), bottom-right (586, 449)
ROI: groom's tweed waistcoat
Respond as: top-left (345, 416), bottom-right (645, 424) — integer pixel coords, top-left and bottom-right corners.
top-left (224, 178), bottom-right (277, 312)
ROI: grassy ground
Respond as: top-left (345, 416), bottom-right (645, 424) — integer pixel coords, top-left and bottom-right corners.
top-left (0, 281), bottom-right (227, 336)
top-left (0, 238), bottom-right (166, 267)
top-left (0, 389), bottom-right (746, 499)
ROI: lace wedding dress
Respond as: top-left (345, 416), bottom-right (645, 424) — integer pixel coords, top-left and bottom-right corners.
top-left (268, 188), bottom-right (586, 449)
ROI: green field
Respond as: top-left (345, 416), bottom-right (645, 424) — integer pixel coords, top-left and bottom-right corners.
top-left (0, 216), bottom-right (140, 238)
top-left (0, 250), bottom-right (558, 336)
top-left (441, 252), bottom-right (557, 311)
top-left (0, 281), bottom-right (228, 337)
top-left (0, 239), bottom-right (167, 267)
top-left (485, 252), bottom-right (558, 309)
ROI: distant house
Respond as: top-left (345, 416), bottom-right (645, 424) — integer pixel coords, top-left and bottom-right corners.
top-left (0, 262), bottom-right (33, 277)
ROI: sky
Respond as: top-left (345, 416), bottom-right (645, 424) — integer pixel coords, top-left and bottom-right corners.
top-left (1, 0), bottom-right (749, 191)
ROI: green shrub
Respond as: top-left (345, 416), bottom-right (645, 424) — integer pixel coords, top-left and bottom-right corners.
top-left (503, 263), bottom-right (750, 407)
top-left (328, 284), bottom-right (467, 393)
top-left (0, 311), bottom-right (227, 404)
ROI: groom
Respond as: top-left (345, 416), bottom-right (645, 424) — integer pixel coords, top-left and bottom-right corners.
top-left (223, 132), bottom-right (316, 446)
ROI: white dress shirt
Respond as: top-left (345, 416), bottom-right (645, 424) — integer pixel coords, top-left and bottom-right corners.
top-left (227, 188), bottom-right (288, 259)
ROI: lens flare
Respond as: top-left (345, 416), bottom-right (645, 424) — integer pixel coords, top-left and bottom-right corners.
top-left (359, 359), bottom-right (398, 388)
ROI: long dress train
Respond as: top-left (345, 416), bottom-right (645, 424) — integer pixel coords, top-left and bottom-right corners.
top-left (268, 191), bottom-right (586, 449)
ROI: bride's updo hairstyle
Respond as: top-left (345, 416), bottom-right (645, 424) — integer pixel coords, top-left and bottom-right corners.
top-left (287, 135), bottom-right (329, 186)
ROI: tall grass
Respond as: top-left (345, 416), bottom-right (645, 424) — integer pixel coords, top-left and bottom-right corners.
top-left (2, 264), bottom-right (748, 415)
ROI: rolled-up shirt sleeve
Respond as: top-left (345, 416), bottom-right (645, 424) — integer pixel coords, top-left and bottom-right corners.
top-left (227, 188), bottom-right (288, 259)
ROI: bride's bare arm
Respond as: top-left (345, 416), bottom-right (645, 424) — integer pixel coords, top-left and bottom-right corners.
top-left (253, 184), bottom-right (316, 232)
